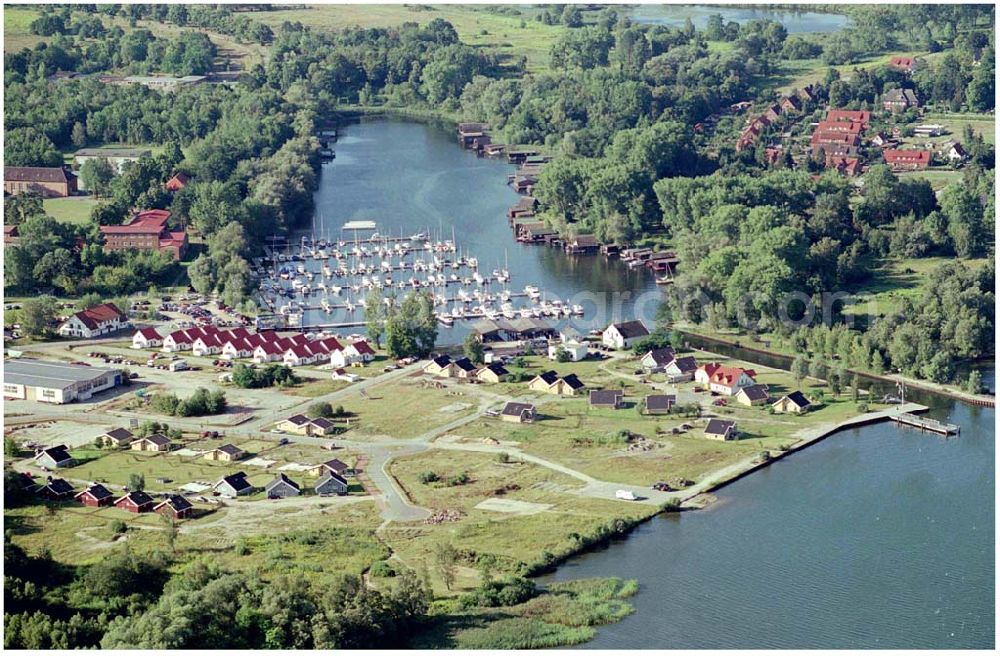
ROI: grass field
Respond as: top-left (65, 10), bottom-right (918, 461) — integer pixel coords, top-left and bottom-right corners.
top-left (336, 375), bottom-right (482, 439)
top-left (846, 255), bottom-right (992, 318)
top-left (43, 197), bottom-right (100, 225)
top-left (775, 49), bottom-right (927, 93)
top-left (252, 4), bottom-right (565, 73)
top-left (4, 7), bottom-right (44, 52)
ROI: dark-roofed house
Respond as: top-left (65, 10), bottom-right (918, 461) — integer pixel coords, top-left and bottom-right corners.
top-left (155, 494), bottom-right (194, 519)
top-left (883, 88), bottom-right (919, 112)
top-left (308, 417), bottom-right (337, 436)
top-left (704, 419), bottom-right (737, 441)
top-left (452, 357), bottom-right (478, 379)
top-left (35, 445), bottom-right (75, 469)
top-left (215, 472), bottom-right (254, 497)
top-left (663, 356), bottom-right (698, 382)
top-left (589, 389), bottom-right (624, 409)
top-left (4, 166), bottom-right (77, 197)
top-left (75, 483), bottom-right (115, 507)
top-left (115, 490), bottom-right (155, 513)
top-left (308, 458), bottom-right (350, 477)
top-left (528, 369), bottom-right (561, 393)
top-left (38, 477), bottom-right (75, 500)
top-left (602, 320), bottom-right (650, 350)
top-left (131, 434), bottom-right (172, 452)
top-left (640, 347), bottom-right (676, 372)
top-left (476, 362), bottom-right (510, 384)
top-left (772, 391), bottom-right (812, 414)
top-left (500, 401), bottom-right (537, 424)
top-left (423, 354), bottom-right (455, 377)
top-left (100, 427), bottom-right (135, 448)
top-left (58, 303), bottom-right (130, 339)
top-left (14, 472), bottom-right (37, 491)
top-left (561, 374), bottom-right (585, 395)
top-left (315, 471), bottom-right (349, 496)
top-left (265, 473), bottom-right (301, 499)
top-left (644, 394), bottom-right (676, 415)
top-left (277, 414), bottom-right (314, 435)
top-left (735, 384), bottom-right (771, 407)
top-left (204, 444), bottom-right (246, 462)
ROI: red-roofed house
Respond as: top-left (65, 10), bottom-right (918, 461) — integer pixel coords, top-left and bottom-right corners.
top-left (132, 327), bottom-right (163, 349)
top-left (163, 328), bottom-right (195, 352)
top-left (811, 130), bottom-right (860, 157)
top-left (164, 172), bottom-right (190, 192)
top-left (330, 340), bottom-right (375, 367)
top-left (884, 149), bottom-right (930, 171)
top-left (221, 337), bottom-right (254, 360)
top-left (695, 363), bottom-right (757, 396)
top-left (253, 341), bottom-right (285, 363)
top-left (58, 303), bottom-right (130, 338)
top-left (192, 333), bottom-right (224, 357)
top-left (888, 56), bottom-right (917, 73)
top-left (825, 110), bottom-right (871, 128)
top-left (99, 210), bottom-right (188, 261)
top-left (826, 155), bottom-right (862, 177)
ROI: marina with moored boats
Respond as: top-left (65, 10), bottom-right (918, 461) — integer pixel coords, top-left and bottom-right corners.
top-left (253, 224), bottom-right (583, 330)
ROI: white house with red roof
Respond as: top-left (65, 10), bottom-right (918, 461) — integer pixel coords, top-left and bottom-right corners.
top-left (162, 328), bottom-right (195, 352)
top-left (694, 363), bottom-right (757, 395)
top-left (253, 341), bottom-right (285, 363)
top-left (58, 303), bottom-right (130, 339)
top-left (330, 340), bottom-right (375, 367)
top-left (132, 327), bottom-right (163, 349)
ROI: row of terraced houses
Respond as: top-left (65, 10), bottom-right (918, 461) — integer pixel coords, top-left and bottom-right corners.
top-left (132, 325), bottom-right (375, 368)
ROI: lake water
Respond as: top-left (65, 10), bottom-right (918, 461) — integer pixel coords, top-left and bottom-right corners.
top-left (541, 367), bottom-right (995, 649)
top-left (314, 119), bottom-right (994, 648)
top-left (626, 5), bottom-right (850, 34)
top-left (310, 118), bottom-right (658, 340)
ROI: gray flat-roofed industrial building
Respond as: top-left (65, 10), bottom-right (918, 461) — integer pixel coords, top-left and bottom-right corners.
top-left (3, 359), bottom-right (122, 404)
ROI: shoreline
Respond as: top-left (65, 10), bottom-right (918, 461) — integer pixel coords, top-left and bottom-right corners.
top-left (676, 328), bottom-right (995, 408)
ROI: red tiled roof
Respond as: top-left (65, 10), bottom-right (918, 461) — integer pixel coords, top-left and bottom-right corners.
top-left (709, 366), bottom-right (756, 387)
top-left (137, 327), bottom-right (161, 340)
top-left (72, 303), bottom-right (126, 330)
top-left (884, 149), bottom-right (930, 165)
top-left (826, 110), bottom-right (871, 126)
top-left (352, 340), bottom-right (374, 355)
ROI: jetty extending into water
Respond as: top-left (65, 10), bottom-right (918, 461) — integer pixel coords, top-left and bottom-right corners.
top-left (891, 412), bottom-right (960, 435)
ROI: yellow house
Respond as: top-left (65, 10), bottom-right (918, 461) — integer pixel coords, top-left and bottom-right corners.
top-left (772, 391), bottom-right (812, 414)
top-left (204, 444), bottom-right (246, 462)
top-left (734, 384), bottom-right (770, 407)
top-left (130, 434), bottom-right (172, 452)
top-left (276, 414), bottom-right (313, 435)
top-left (476, 362), bottom-right (510, 384)
top-left (528, 371), bottom-right (584, 396)
top-left (423, 355), bottom-right (456, 377)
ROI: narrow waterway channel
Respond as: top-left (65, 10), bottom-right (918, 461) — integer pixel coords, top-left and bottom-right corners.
top-left (312, 118), bottom-right (994, 649)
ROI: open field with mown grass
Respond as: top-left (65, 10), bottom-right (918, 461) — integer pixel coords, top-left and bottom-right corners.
top-left (43, 197), bottom-right (100, 225)
top-left (335, 374), bottom-right (483, 439)
top-left (252, 4), bottom-right (565, 73)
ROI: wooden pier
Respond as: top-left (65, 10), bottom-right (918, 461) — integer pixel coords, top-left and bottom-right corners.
top-left (891, 413), bottom-right (960, 435)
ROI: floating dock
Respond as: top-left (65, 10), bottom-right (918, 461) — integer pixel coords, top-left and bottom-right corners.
top-left (890, 413), bottom-right (960, 435)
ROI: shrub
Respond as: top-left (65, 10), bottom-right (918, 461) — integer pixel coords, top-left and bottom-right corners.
top-left (448, 471), bottom-right (470, 486)
top-left (460, 576), bottom-right (538, 609)
top-left (497, 451), bottom-right (511, 464)
top-left (109, 519), bottom-right (127, 535)
top-left (370, 560), bottom-right (396, 577)
top-left (234, 538), bottom-right (249, 556)
top-left (418, 471), bottom-right (439, 484)
top-left (308, 401), bottom-right (334, 419)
